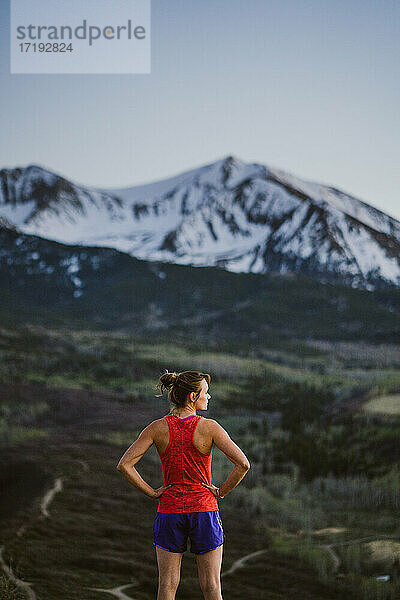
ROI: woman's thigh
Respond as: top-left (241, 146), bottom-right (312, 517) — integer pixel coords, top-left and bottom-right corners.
top-left (195, 544), bottom-right (223, 585)
top-left (155, 545), bottom-right (184, 584)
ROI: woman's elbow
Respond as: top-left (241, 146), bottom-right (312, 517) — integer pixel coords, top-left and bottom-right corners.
top-left (238, 459), bottom-right (250, 471)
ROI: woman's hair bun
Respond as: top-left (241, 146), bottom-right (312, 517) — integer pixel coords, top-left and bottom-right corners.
top-left (159, 371), bottom-right (178, 390)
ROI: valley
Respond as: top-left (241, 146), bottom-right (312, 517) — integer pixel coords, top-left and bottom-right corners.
top-left (1, 325), bottom-right (400, 599)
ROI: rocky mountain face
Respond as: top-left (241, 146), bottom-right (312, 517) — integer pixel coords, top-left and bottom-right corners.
top-left (1, 156), bottom-right (399, 289)
top-left (1, 219), bottom-right (399, 343)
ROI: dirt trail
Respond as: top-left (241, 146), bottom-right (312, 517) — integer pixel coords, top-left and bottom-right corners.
top-left (2, 460), bottom-right (142, 600)
top-left (0, 477), bottom-right (63, 600)
top-left (221, 549), bottom-right (268, 577)
top-left (40, 477), bottom-right (64, 518)
top-left (220, 544), bottom-right (339, 580)
top-left (15, 465), bottom-right (83, 539)
top-left (220, 532), bottom-right (400, 581)
top-left (86, 583), bottom-right (138, 599)
top-left (0, 476), bottom-right (64, 599)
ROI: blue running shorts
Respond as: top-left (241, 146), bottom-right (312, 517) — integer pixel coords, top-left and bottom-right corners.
top-left (153, 511), bottom-right (224, 554)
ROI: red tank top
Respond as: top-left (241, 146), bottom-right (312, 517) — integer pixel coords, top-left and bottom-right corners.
top-left (157, 414), bottom-right (218, 513)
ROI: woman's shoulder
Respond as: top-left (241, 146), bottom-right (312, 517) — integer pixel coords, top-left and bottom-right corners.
top-left (200, 418), bottom-right (229, 438)
top-left (201, 417), bottom-right (220, 426)
top-left (149, 417), bottom-right (169, 440)
top-left (197, 416), bottom-right (222, 434)
top-left (147, 417), bottom-right (169, 432)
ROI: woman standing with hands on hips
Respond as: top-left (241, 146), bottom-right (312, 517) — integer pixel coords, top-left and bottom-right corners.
top-left (116, 370), bottom-right (251, 600)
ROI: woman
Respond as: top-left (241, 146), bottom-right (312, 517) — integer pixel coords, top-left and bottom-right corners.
top-left (116, 370), bottom-right (250, 600)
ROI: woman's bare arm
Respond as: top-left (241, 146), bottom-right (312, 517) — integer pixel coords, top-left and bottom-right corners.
top-left (202, 419), bottom-right (250, 498)
top-left (116, 422), bottom-right (170, 499)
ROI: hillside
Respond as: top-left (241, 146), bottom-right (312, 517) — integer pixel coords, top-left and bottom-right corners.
top-left (1, 222), bottom-right (399, 344)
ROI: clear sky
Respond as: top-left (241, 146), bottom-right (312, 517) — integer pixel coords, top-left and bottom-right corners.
top-left (0, 0), bottom-right (399, 220)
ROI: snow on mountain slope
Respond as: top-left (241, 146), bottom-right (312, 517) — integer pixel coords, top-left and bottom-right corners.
top-left (0, 156), bottom-right (399, 289)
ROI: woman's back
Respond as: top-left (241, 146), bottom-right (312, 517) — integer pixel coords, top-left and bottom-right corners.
top-left (153, 414), bottom-right (213, 456)
top-left (156, 414), bottom-right (218, 513)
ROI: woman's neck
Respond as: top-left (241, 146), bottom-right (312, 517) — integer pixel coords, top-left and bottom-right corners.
top-left (173, 409), bottom-right (196, 418)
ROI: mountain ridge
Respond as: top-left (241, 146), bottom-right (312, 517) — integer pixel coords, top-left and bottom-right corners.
top-left (1, 155), bottom-right (399, 289)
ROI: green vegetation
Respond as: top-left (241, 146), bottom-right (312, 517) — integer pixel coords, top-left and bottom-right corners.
top-left (0, 397), bottom-right (49, 444)
top-left (0, 425), bottom-right (48, 444)
top-left (1, 321), bottom-right (400, 598)
top-left (95, 430), bottom-right (141, 446)
top-left (1, 232), bottom-right (400, 346)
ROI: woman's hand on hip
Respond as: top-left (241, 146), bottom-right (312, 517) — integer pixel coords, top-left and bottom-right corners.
top-left (151, 485), bottom-right (172, 499)
top-left (201, 482), bottom-right (220, 498)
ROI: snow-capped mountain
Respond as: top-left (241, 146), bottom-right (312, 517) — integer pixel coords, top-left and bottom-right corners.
top-left (1, 156), bottom-right (399, 289)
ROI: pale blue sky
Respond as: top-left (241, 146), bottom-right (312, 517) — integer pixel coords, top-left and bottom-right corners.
top-left (1, 0), bottom-right (399, 219)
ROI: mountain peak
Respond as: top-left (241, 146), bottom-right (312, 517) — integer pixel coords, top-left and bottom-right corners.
top-left (1, 159), bottom-right (399, 289)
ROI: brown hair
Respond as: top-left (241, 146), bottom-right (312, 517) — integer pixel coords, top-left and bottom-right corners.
top-left (156, 370), bottom-right (211, 415)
